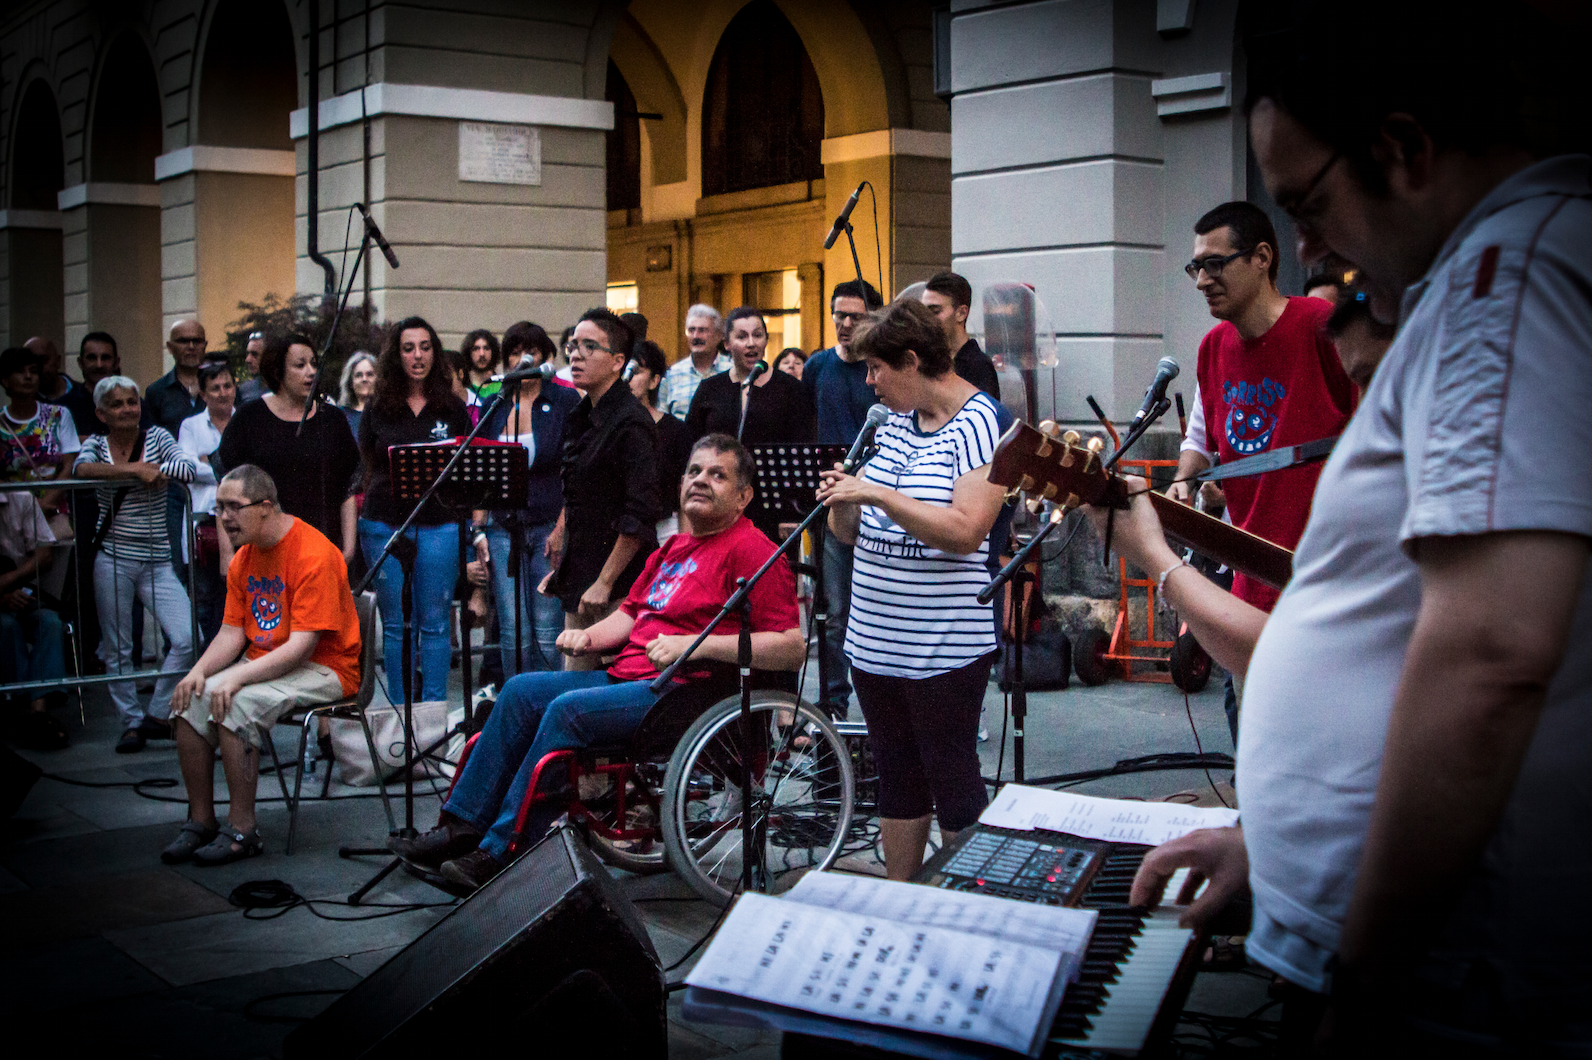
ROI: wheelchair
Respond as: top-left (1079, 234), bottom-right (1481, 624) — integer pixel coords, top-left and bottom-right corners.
top-left (448, 664), bottom-right (854, 906)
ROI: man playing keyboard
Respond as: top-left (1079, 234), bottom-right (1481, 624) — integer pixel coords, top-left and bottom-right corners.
top-left (1090, 7), bottom-right (1591, 1056)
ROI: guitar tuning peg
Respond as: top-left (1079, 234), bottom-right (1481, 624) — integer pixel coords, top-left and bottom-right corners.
top-left (1065, 492), bottom-right (1080, 509)
top-left (1038, 419), bottom-right (1058, 436)
top-left (1018, 474), bottom-right (1036, 493)
top-left (1025, 496), bottom-right (1044, 514)
top-left (1040, 483), bottom-right (1058, 501)
top-left (1003, 487), bottom-right (1022, 502)
top-left (1061, 430), bottom-right (1081, 446)
top-left (1085, 436), bottom-right (1105, 454)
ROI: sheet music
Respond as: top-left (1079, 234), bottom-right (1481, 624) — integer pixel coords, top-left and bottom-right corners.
top-left (686, 893), bottom-right (1066, 1056)
top-left (979, 784), bottom-right (1239, 846)
top-left (785, 873), bottom-right (1096, 960)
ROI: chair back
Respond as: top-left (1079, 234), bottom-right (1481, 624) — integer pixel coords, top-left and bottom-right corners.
top-left (352, 591), bottom-right (378, 709)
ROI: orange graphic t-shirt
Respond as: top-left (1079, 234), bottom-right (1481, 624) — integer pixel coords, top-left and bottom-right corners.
top-left (223, 518), bottom-right (361, 695)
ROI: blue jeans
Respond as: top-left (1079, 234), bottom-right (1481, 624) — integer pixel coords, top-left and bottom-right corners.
top-left (485, 516), bottom-right (561, 679)
top-left (443, 671), bottom-right (658, 860)
top-left (819, 531), bottom-right (854, 716)
top-left (0, 606), bottom-right (65, 693)
top-left (359, 519), bottom-right (460, 703)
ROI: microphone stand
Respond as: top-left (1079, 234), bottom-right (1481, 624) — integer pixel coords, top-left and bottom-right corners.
top-left (650, 445), bottom-right (879, 893)
top-left (299, 205), bottom-right (372, 435)
top-left (977, 396), bottom-right (1172, 783)
top-left (341, 385), bottom-right (521, 904)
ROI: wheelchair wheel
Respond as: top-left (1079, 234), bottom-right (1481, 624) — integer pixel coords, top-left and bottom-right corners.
top-left (582, 760), bottom-right (670, 875)
top-left (662, 692), bottom-right (854, 907)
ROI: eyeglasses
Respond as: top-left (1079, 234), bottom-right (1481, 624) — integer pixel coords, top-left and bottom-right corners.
top-left (563, 339), bottom-right (612, 357)
top-left (216, 499), bottom-right (267, 515)
top-left (172, 337), bottom-right (207, 346)
top-left (832, 311), bottom-right (868, 323)
top-left (1184, 249), bottom-right (1252, 281)
top-left (1282, 151), bottom-right (1343, 223)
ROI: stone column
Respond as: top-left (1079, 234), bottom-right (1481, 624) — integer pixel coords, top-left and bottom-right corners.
top-left (156, 147), bottom-right (296, 366)
top-left (292, 86), bottom-right (612, 351)
top-left (57, 183), bottom-right (162, 384)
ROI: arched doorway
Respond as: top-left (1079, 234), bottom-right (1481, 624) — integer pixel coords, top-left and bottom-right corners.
top-left (79, 32), bottom-right (164, 382)
top-left (700, 0), bottom-right (824, 198)
top-left (177, 0), bottom-right (297, 352)
top-left (6, 79), bottom-right (65, 348)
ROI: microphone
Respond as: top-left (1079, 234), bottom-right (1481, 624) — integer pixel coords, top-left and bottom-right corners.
top-left (1131, 357), bottom-right (1180, 427)
top-left (823, 182), bottom-right (866, 251)
top-left (500, 361), bottom-right (553, 384)
top-left (621, 358), bottom-right (638, 382)
top-left (841, 403), bottom-right (891, 473)
top-left (354, 202), bottom-right (400, 269)
top-left (741, 360), bottom-right (767, 385)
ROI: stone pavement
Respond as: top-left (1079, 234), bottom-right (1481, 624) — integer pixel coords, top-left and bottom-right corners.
top-left (4, 658), bottom-right (1271, 1059)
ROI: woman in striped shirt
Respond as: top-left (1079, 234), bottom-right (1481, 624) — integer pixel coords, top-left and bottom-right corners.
top-left (75, 376), bottom-right (198, 753)
top-left (817, 298), bottom-right (1012, 880)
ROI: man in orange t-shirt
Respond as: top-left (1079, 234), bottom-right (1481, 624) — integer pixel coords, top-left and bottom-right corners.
top-left (160, 464), bottom-right (361, 866)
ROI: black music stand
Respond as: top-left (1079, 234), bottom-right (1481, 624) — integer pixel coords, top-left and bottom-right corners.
top-left (749, 444), bottom-right (847, 717)
top-left (340, 437), bottom-right (527, 904)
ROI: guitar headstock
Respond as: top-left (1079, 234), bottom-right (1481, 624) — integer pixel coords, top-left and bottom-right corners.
top-left (988, 420), bottom-right (1116, 513)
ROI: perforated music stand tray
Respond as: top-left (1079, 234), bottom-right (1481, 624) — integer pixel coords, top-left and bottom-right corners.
top-left (748, 443), bottom-right (847, 526)
top-left (389, 438), bottom-right (530, 511)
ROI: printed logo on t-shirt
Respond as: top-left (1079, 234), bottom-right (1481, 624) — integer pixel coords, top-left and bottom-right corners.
top-left (1223, 378), bottom-right (1286, 455)
top-left (247, 574), bottom-right (286, 640)
top-left (645, 557), bottom-right (698, 611)
top-left (430, 420), bottom-right (450, 440)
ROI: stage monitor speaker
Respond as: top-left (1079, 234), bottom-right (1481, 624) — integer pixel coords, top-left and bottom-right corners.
top-left (284, 827), bottom-right (666, 1059)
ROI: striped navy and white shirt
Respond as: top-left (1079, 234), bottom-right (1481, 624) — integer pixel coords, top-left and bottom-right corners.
top-left (74, 428), bottom-right (196, 562)
top-left (844, 392), bottom-right (1009, 679)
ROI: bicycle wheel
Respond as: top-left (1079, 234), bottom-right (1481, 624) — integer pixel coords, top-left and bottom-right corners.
top-left (662, 691), bottom-right (853, 906)
top-left (582, 758), bottom-right (670, 875)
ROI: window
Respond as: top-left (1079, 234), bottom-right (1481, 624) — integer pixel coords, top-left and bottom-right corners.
top-left (606, 282), bottom-right (639, 314)
top-left (701, 1), bottom-right (824, 197)
top-left (745, 268), bottom-right (802, 355)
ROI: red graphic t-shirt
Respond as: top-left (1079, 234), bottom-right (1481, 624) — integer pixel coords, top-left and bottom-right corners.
top-left (607, 515), bottom-right (800, 683)
top-left (1195, 297), bottom-right (1356, 611)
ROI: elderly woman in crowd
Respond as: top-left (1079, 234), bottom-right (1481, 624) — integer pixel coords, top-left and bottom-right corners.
top-left (358, 317), bottom-right (472, 701)
top-left (218, 332), bottom-right (360, 569)
top-left (75, 376), bottom-right (198, 754)
top-left (817, 298), bottom-right (1011, 880)
top-left (338, 351), bottom-right (377, 436)
top-left (177, 361), bottom-right (236, 643)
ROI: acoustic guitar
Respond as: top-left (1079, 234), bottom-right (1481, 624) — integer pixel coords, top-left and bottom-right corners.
top-left (986, 420), bottom-right (1294, 589)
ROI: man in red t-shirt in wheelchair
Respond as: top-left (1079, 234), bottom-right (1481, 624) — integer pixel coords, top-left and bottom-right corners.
top-left (391, 434), bottom-right (803, 891)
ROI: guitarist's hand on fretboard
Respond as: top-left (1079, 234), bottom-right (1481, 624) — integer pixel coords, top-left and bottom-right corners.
top-left (1083, 476), bottom-right (1183, 579)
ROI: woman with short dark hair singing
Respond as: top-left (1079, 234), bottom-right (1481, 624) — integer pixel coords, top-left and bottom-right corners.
top-left (357, 317), bottom-right (472, 701)
top-left (219, 332), bottom-right (360, 566)
top-left (817, 298), bottom-right (1011, 880)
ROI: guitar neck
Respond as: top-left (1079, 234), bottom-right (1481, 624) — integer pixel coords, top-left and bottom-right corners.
top-left (1144, 492), bottom-right (1293, 589)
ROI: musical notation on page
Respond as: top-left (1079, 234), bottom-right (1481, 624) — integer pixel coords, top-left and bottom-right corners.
top-left (979, 784), bottom-right (1239, 847)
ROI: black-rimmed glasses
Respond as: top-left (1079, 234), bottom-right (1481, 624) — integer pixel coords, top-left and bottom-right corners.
top-left (1184, 249), bottom-right (1252, 281)
top-left (216, 499), bottom-right (268, 515)
top-left (563, 339), bottom-right (612, 357)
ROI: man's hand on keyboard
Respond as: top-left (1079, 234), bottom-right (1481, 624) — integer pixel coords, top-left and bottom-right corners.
top-left (1129, 826), bottom-right (1248, 931)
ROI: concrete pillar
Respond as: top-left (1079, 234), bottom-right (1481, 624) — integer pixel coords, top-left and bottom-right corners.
top-left (156, 147), bottom-right (296, 365)
top-left (56, 183), bottom-right (163, 384)
top-left (947, 0), bottom-right (1244, 427)
top-left (0, 211), bottom-right (64, 350)
top-left (292, 87), bottom-right (613, 352)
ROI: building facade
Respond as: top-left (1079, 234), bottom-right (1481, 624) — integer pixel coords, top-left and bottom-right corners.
top-left (0, 0), bottom-right (1289, 428)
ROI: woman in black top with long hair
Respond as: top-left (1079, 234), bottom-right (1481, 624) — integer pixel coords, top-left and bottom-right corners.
top-left (218, 332), bottom-right (360, 566)
top-left (357, 317), bottom-right (472, 701)
top-left (628, 339), bottom-right (690, 538)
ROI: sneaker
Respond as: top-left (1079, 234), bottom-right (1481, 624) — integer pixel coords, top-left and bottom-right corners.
top-left (439, 848), bottom-right (504, 893)
top-left (115, 727), bottom-right (146, 754)
top-left (978, 705), bottom-right (990, 743)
